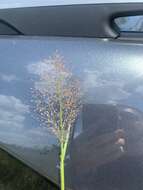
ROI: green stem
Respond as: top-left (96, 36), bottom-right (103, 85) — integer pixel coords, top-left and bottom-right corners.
top-left (57, 77), bottom-right (71, 190)
top-left (57, 78), bottom-right (65, 190)
top-left (60, 126), bottom-right (71, 190)
top-left (63, 126), bottom-right (70, 159)
top-left (60, 143), bottom-right (65, 190)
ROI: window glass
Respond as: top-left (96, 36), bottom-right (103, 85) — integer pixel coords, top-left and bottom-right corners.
top-left (0, 148), bottom-right (57, 190)
top-left (115, 15), bottom-right (143, 32)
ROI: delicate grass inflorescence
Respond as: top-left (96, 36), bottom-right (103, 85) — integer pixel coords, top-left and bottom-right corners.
top-left (32, 52), bottom-right (82, 190)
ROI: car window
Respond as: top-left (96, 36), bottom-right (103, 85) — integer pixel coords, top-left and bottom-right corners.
top-left (0, 148), bottom-right (57, 190)
top-left (115, 15), bottom-right (143, 32)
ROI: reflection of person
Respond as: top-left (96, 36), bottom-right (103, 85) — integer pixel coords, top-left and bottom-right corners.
top-left (70, 104), bottom-right (143, 190)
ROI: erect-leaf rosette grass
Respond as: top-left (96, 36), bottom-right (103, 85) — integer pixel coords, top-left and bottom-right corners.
top-left (32, 52), bottom-right (82, 190)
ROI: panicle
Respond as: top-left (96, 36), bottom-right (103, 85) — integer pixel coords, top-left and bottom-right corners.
top-left (32, 52), bottom-right (82, 142)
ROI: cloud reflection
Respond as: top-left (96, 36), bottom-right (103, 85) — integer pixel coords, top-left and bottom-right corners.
top-left (0, 73), bottom-right (18, 82)
top-left (83, 69), bottom-right (130, 104)
top-left (0, 94), bottom-right (56, 148)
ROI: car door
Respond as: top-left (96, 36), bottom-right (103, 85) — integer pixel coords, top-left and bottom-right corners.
top-left (1, 1), bottom-right (143, 190)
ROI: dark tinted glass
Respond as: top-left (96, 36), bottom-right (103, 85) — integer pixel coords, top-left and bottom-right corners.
top-left (0, 148), bottom-right (58, 190)
top-left (115, 16), bottom-right (143, 32)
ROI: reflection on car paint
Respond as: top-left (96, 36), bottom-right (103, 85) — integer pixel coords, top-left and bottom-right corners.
top-left (71, 104), bottom-right (143, 189)
top-left (1, 37), bottom-right (143, 189)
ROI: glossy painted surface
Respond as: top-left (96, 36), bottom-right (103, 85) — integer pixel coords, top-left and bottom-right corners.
top-left (1, 36), bottom-right (143, 188)
top-left (0, 149), bottom-right (57, 190)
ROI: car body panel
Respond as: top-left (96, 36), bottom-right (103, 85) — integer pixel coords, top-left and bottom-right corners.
top-left (1, 36), bottom-right (143, 189)
top-left (1, 0), bottom-right (143, 9)
top-left (1, 1), bottom-right (143, 189)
